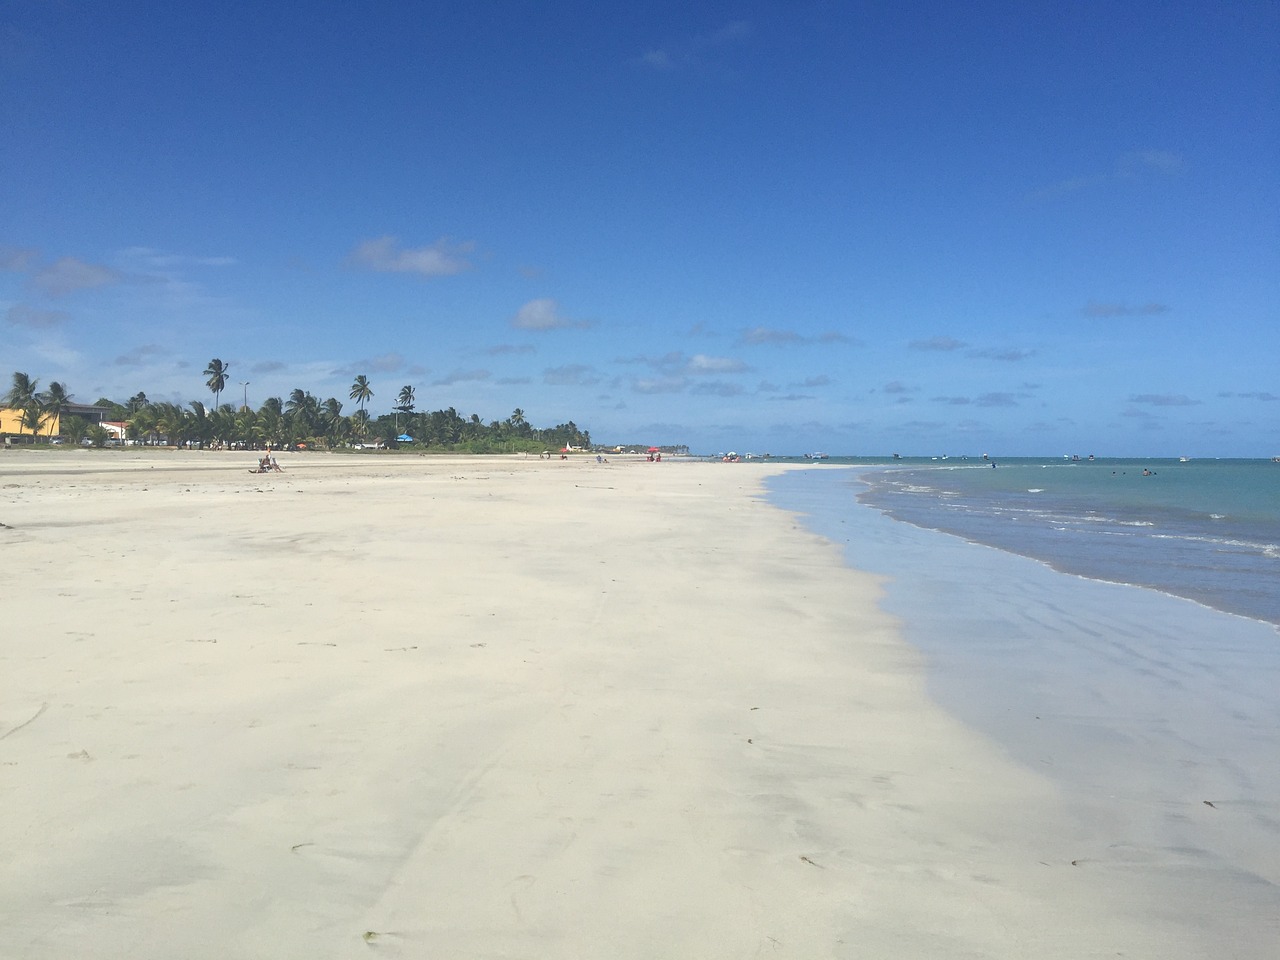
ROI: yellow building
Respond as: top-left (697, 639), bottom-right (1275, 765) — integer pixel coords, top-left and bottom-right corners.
top-left (0, 407), bottom-right (58, 437)
top-left (1, 403), bottom-right (105, 440)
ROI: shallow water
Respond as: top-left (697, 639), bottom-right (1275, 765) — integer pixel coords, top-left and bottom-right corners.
top-left (850, 458), bottom-right (1280, 628)
top-left (767, 467), bottom-right (1280, 912)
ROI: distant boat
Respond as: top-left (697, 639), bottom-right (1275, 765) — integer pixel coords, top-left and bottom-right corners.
top-left (804, 452), bottom-right (829, 460)
top-left (1179, 456), bottom-right (1191, 462)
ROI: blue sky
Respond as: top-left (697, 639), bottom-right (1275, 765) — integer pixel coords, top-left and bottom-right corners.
top-left (2, 1), bottom-right (1276, 455)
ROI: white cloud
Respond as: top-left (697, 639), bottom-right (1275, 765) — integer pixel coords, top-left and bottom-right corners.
top-left (688, 354), bottom-right (746, 374)
top-left (347, 236), bottom-right (474, 277)
top-left (512, 298), bottom-right (588, 331)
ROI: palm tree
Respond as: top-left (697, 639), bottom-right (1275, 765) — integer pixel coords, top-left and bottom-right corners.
top-left (152, 402), bottom-right (191, 447)
top-left (395, 384), bottom-right (415, 433)
top-left (350, 408), bottom-right (371, 442)
top-left (19, 396), bottom-right (45, 437)
top-left (396, 384), bottom-right (415, 413)
top-left (349, 375), bottom-right (373, 413)
top-left (507, 407), bottom-right (531, 437)
top-left (130, 403), bottom-right (158, 445)
top-left (39, 382), bottom-right (72, 440)
top-left (4, 371), bottom-right (40, 440)
top-left (349, 375), bottom-right (373, 437)
top-left (204, 359), bottom-right (229, 410)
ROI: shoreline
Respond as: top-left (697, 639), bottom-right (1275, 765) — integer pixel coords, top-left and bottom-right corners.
top-left (769, 466), bottom-right (1280, 952)
top-left (3, 454), bottom-right (1272, 957)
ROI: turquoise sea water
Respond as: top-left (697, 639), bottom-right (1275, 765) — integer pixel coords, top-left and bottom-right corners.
top-left (764, 457), bottom-right (1280, 628)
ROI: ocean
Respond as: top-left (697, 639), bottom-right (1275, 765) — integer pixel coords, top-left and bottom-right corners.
top-left (772, 457), bottom-right (1280, 628)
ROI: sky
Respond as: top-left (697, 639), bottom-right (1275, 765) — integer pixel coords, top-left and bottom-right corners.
top-left (2, 0), bottom-right (1277, 456)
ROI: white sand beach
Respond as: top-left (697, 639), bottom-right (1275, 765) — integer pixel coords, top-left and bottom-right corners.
top-left (1, 451), bottom-right (1272, 958)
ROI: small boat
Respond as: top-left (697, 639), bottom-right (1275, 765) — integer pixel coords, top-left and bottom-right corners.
top-left (804, 452), bottom-right (829, 460)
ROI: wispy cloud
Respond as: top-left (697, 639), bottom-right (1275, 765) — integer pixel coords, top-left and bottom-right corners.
top-left (6, 304), bottom-right (69, 328)
top-left (1128, 393), bottom-right (1201, 406)
top-left (543, 364), bottom-right (600, 387)
top-left (1119, 150), bottom-right (1183, 175)
top-left (1032, 151), bottom-right (1183, 201)
top-left (620, 351), bottom-right (747, 377)
top-left (341, 353), bottom-right (407, 375)
top-left (975, 392), bottom-right (1019, 407)
top-left (910, 336), bottom-right (967, 352)
top-left (346, 236), bottom-right (474, 277)
top-left (1083, 301), bottom-right (1170, 318)
top-left (739, 326), bottom-right (858, 347)
top-left (113, 343), bottom-right (170, 367)
top-left (32, 257), bottom-right (119, 297)
top-left (0, 246), bottom-right (40, 272)
top-left (636, 19), bottom-right (751, 72)
top-left (119, 247), bottom-right (236, 270)
top-left (632, 376), bottom-right (689, 395)
top-left (687, 353), bottom-right (746, 374)
top-left (691, 381), bottom-right (745, 397)
top-left (740, 326), bottom-right (803, 345)
top-left (1219, 391), bottom-right (1278, 402)
top-left (969, 347), bottom-right (1035, 362)
top-left (432, 368), bottom-right (490, 386)
top-left (486, 343), bottom-right (536, 356)
top-left (512, 298), bottom-right (590, 331)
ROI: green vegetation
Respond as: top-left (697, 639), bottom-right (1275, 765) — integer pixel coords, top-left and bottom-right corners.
top-left (3, 368), bottom-right (592, 453)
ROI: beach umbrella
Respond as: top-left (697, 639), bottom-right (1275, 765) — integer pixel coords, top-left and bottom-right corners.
top-left (648, 446), bottom-right (660, 452)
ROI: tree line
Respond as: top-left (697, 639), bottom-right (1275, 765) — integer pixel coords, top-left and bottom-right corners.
top-left (3, 362), bottom-right (592, 453)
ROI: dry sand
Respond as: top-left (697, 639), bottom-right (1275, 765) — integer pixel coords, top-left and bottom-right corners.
top-left (0, 450), bottom-right (1261, 957)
